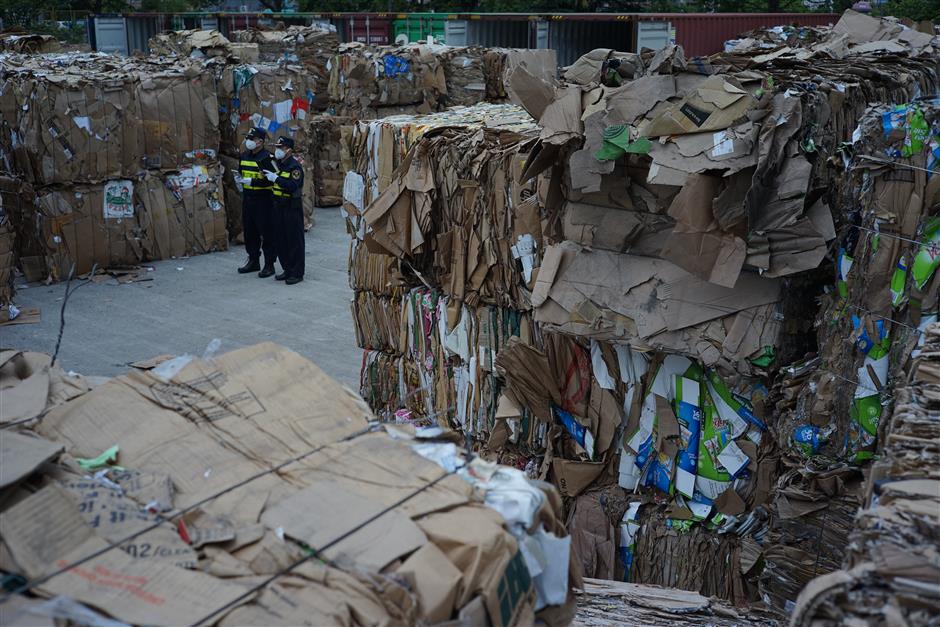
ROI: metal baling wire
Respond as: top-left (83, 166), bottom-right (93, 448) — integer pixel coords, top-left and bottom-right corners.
top-left (850, 223), bottom-right (938, 249)
top-left (0, 422), bottom-right (377, 603)
top-left (184, 469), bottom-right (456, 627)
top-left (51, 262), bottom-right (98, 366)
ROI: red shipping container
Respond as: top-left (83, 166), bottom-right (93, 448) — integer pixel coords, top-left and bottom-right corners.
top-left (641, 12), bottom-right (839, 57)
top-left (344, 16), bottom-right (392, 46)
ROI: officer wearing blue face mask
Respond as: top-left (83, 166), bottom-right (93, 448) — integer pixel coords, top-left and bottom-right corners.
top-left (237, 127), bottom-right (278, 277)
top-left (263, 136), bottom-right (305, 285)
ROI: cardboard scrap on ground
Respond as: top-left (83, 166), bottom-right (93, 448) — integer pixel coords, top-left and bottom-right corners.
top-left (0, 351), bottom-right (52, 424)
top-left (574, 578), bottom-right (780, 626)
top-left (0, 307), bottom-right (40, 325)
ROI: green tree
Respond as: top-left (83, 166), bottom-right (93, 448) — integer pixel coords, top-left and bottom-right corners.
top-left (874, 0), bottom-right (939, 21)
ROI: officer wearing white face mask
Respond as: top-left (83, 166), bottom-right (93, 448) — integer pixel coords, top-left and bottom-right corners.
top-left (263, 136), bottom-right (305, 285)
top-left (237, 127), bottom-right (278, 277)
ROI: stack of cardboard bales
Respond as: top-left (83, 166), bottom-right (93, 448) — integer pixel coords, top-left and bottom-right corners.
top-left (343, 102), bottom-right (539, 432)
top-left (231, 24), bottom-right (338, 111)
top-left (149, 27), bottom-right (328, 234)
top-left (438, 46), bottom-right (558, 107)
top-left (345, 9), bottom-right (939, 612)
top-left (791, 321), bottom-right (940, 625)
top-left (328, 42), bottom-right (448, 118)
top-left (761, 98), bottom-right (940, 611)
top-left (0, 53), bottom-right (227, 279)
top-left (0, 343), bottom-right (579, 626)
top-left (309, 45), bottom-right (554, 208)
top-left (149, 28), bottom-right (235, 59)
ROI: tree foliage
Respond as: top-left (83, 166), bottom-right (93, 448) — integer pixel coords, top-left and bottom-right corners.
top-left (2, 0), bottom-right (935, 32)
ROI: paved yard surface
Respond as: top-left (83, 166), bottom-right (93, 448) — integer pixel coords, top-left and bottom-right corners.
top-left (3, 208), bottom-right (361, 388)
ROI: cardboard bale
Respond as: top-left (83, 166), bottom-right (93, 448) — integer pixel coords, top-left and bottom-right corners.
top-left (328, 43), bottom-right (447, 117)
top-left (309, 114), bottom-right (351, 207)
top-left (0, 175), bottom-right (37, 304)
top-left (232, 24), bottom-right (338, 111)
top-left (148, 29), bottom-right (233, 59)
top-left (791, 323), bottom-right (940, 626)
top-left (346, 103), bottom-right (538, 309)
top-left (438, 47), bottom-right (557, 108)
top-left (0, 207), bottom-right (13, 305)
top-left (351, 288), bottom-right (405, 354)
top-left (35, 163), bottom-right (227, 278)
top-left (0, 342), bottom-right (575, 625)
top-left (575, 577), bottom-right (781, 625)
top-left (216, 62), bottom-right (314, 158)
top-left (0, 32), bottom-right (61, 54)
top-left (218, 153), bottom-right (243, 242)
top-left (773, 101), bottom-right (940, 464)
top-left (0, 53), bottom-right (221, 186)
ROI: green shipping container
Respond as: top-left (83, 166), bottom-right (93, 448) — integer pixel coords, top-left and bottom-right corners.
top-left (392, 14), bottom-right (447, 44)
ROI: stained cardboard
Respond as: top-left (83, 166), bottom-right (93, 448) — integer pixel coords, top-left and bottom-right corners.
top-left (0, 430), bottom-right (63, 489)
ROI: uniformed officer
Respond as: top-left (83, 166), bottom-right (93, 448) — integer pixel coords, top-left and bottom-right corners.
top-left (263, 136), bottom-right (305, 285)
top-left (237, 127), bottom-right (278, 278)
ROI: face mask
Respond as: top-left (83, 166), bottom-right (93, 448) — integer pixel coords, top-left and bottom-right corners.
top-left (245, 139), bottom-right (257, 150)
top-left (274, 148), bottom-right (286, 160)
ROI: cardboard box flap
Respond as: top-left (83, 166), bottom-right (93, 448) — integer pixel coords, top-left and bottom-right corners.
top-left (261, 481), bottom-right (428, 572)
top-left (0, 430), bottom-right (64, 489)
top-left (639, 76), bottom-right (758, 138)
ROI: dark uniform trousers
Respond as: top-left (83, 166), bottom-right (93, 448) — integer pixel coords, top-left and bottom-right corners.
top-left (272, 157), bottom-right (305, 279)
top-left (239, 150), bottom-right (277, 266)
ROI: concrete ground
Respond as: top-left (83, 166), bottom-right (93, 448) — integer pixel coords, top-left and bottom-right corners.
top-left (3, 207), bottom-right (361, 388)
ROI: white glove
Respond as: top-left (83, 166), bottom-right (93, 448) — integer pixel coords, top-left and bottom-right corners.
top-left (240, 177), bottom-right (253, 186)
top-left (263, 170), bottom-right (278, 183)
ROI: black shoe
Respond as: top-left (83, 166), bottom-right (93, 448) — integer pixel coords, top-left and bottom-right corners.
top-left (285, 276), bottom-right (303, 285)
top-left (238, 259), bottom-right (260, 274)
top-left (258, 265), bottom-right (275, 278)
top-left (275, 272), bottom-right (288, 281)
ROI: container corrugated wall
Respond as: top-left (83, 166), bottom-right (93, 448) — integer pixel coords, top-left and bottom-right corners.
top-left (463, 19), bottom-right (530, 48)
top-left (124, 15), bottom-right (160, 54)
top-left (547, 20), bottom-right (633, 66)
top-left (643, 12), bottom-right (838, 57)
top-left (336, 15), bottom-right (392, 45)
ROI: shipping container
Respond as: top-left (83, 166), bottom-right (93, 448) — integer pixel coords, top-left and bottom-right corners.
top-left (445, 18), bottom-right (531, 48)
top-left (87, 11), bottom-right (839, 59)
top-left (124, 15), bottom-right (161, 54)
top-left (334, 15), bottom-right (392, 45)
top-left (545, 19), bottom-right (634, 66)
top-left (91, 16), bottom-right (126, 54)
top-left (392, 13), bottom-right (447, 44)
top-left (646, 12), bottom-right (838, 56)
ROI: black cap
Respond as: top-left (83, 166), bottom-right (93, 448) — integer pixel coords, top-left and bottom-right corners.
top-left (247, 127), bottom-right (267, 140)
top-left (275, 136), bottom-right (294, 149)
